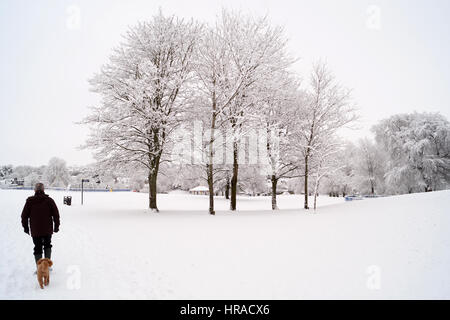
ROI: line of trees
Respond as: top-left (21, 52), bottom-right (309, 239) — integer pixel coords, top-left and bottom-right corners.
top-left (320, 112), bottom-right (450, 197)
top-left (0, 158), bottom-right (69, 188)
top-left (3, 110), bottom-right (449, 208)
top-left (0, 158), bottom-right (129, 190)
top-left (82, 9), bottom-right (357, 213)
top-left (81, 9), bottom-right (449, 213)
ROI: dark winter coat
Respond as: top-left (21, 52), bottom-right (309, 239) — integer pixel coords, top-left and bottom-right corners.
top-left (21, 191), bottom-right (60, 237)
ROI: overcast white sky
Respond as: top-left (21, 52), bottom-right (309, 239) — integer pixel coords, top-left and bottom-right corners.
top-left (1, 0), bottom-right (449, 166)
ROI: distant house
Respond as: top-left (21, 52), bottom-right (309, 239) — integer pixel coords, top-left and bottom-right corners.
top-left (0, 178), bottom-right (24, 188)
top-left (189, 186), bottom-right (209, 195)
top-left (10, 178), bottom-right (24, 186)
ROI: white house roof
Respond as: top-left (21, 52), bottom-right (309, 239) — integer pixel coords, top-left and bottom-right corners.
top-left (189, 186), bottom-right (209, 192)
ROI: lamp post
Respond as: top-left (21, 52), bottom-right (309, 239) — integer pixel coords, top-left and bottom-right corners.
top-left (81, 179), bottom-right (90, 205)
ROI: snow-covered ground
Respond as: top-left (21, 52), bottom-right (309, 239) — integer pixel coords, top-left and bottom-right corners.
top-left (1, 189), bottom-right (449, 299)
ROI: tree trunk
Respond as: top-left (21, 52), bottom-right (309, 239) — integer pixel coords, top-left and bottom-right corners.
top-left (313, 180), bottom-right (319, 211)
top-left (230, 141), bottom-right (238, 211)
top-left (207, 107), bottom-right (217, 215)
top-left (207, 164), bottom-right (215, 215)
top-left (271, 175), bottom-right (278, 210)
top-left (304, 155), bottom-right (309, 209)
top-left (225, 175), bottom-right (230, 199)
top-left (313, 170), bottom-right (320, 211)
top-left (313, 192), bottom-right (317, 210)
top-left (148, 169), bottom-right (158, 212)
top-left (147, 126), bottom-right (162, 212)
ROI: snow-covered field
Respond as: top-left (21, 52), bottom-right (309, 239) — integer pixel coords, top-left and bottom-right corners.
top-left (1, 189), bottom-right (449, 299)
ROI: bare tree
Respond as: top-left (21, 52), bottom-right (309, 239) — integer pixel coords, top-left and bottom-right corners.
top-left (311, 139), bottom-right (345, 210)
top-left (294, 63), bottom-right (357, 209)
top-left (223, 10), bottom-right (294, 211)
top-left (353, 138), bottom-right (384, 195)
top-left (194, 9), bottom-right (293, 214)
top-left (44, 157), bottom-right (70, 187)
top-left (82, 11), bottom-right (201, 211)
top-left (257, 73), bottom-right (302, 210)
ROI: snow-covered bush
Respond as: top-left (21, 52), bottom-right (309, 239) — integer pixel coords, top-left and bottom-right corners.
top-left (0, 165), bottom-right (13, 178)
top-left (373, 112), bottom-right (450, 194)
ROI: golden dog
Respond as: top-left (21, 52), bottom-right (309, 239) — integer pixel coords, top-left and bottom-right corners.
top-left (36, 258), bottom-right (52, 289)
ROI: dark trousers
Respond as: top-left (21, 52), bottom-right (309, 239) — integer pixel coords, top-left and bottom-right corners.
top-left (32, 235), bottom-right (52, 256)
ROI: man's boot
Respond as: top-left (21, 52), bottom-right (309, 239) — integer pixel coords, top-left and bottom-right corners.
top-left (44, 248), bottom-right (53, 272)
top-left (34, 254), bottom-right (42, 264)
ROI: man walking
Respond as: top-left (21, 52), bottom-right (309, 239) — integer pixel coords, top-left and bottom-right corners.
top-left (21, 183), bottom-right (60, 265)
